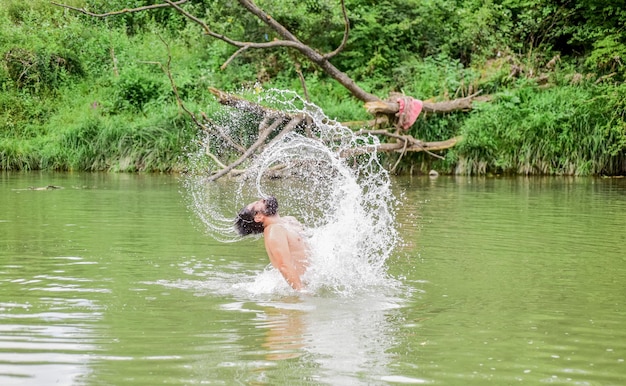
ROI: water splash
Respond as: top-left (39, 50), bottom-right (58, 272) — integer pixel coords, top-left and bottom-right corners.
top-left (182, 89), bottom-right (400, 295)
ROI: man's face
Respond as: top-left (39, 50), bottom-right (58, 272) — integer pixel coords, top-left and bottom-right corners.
top-left (247, 196), bottom-right (278, 220)
top-left (247, 199), bottom-right (267, 214)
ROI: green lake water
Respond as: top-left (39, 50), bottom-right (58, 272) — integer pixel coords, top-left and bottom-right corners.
top-left (1, 172), bottom-right (625, 385)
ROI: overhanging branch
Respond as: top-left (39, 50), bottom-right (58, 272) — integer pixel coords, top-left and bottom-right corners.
top-left (52, 0), bottom-right (188, 17)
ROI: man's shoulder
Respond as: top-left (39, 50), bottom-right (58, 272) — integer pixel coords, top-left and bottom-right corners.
top-left (265, 222), bottom-right (289, 237)
top-left (283, 215), bottom-right (299, 223)
top-left (266, 219), bottom-right (302, 238)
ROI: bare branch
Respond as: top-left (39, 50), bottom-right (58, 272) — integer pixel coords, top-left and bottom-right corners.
top-left (54, 1), bottom-right (470, 179)
top-left (341, 116), bottom-right (390, 128)
top-left (390, 136), bottom-right (409, 174)
top-left (207, 117), bottom-right (284, 181)
top-left (142, 39), bottom-right (252, 158)
top-left (263, 116), bottom-right (304, 150)
top-left (355, 129), bottom-right (420, 144)
top-left (236, 0), bottom-right (301, 43)
top-left (232, 0), bottom-right (379, 101)
top-left (324, 0), bottom-right (350, 59)
top-left (351, 129), bottom-right (444, 159)
top-left (200, 114), bottom-right (248, 154)
top-left (206, 114), bottom-right (303, 181)
top-left (52, 0), bottom-right (188, 17)
top-left (161, 0), bottom-right (301, 52)
top-left (595, 72), bottom-right (617, 84)
top-left (209, 87), bottom-right (301, 120)
top-left (341, 136), bottom-right (460, 158)
top-left (205, 150), bottom-right (228, 169)
top-left (220, 46), bottom-right (250, 70)
top-left (58, 0), bottom-right (380, 102)
top-left (140, 35), bottom-right (204, 130)
top-left (294, 61), bottom-right (310, 103)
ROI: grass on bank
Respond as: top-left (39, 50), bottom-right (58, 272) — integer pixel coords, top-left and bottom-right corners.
top-left (454, 84), bottom-right (626, 176)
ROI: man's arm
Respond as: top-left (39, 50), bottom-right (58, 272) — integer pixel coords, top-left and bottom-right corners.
top-left (264, 226), bottom-right (303, 290)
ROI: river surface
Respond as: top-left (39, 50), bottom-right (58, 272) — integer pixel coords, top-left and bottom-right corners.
top-left (1, 172), bottom-right (624, 385)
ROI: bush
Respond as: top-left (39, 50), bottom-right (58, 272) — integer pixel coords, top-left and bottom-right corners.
top-left (111, 65), bottom-right (169, 113)
top-left (2, 47), bottom-right (84, 92)
top-left (455, 84), bottom-right (626, 176)
top-left (585, 34), bottom-right (626, 81)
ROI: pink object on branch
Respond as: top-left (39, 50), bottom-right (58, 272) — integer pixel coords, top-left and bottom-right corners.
top-left (396, 96), bottom-right (423, 130)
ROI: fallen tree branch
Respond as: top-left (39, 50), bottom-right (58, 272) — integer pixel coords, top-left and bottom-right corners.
top-left (390, 136), bottom-right (409, 174)
top-left (207, 116), bottom-right (291, 181)
top-left (197, 0), bottom-right (381, 102)
top-left (208, 87), bottom-right (310, 127)
top-left (209, 87), bottom-right (278, 117)
top-left (262, 116), bottom-right (305, 152)
top-left (365, 91), bottom-right (489, 116)
top-left (354, 129), bottom-right (445, 159)
top-left (355, 129), bottom-right (421, 143)
top-left (340, 136), bottom-right (461, 158)
top-left (200, 114), bottom-right (247, 154)
top-left (206, 88), bottom-right (458, 175)
top-left (206, 114), bottom-right (304, 180)
top-left (204, 149), bottom-right (228, 169)
top-left (341, 116), bottom-right (390, 128)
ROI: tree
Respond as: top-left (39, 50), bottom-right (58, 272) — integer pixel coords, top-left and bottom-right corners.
top-left (54, 0), bottom-right (486, 179)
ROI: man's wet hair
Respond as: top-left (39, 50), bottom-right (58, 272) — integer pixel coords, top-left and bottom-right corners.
top-left (234, 196), bottom-right (278, 236)
top-left (234, 206), bottom-right (264, 236)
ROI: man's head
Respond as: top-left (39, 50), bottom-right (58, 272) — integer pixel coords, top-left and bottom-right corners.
top-left (234, 196), bottom-right (278, 236)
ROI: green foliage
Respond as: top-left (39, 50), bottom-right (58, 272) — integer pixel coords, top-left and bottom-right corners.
top-left (497, 0), bottom-right (564, 51)
top-left (111, 65), bottom-right (169, 113)
top-left (0, 0), bottom-right (624, 175)
top-left (0, 102), bottom-right (196, 172)
top-left (0, 90), bottom-right (56, 138)
top-left (0, 138), bottom-right (38, 171)
top-left (41, 103), bottom-right (195, 172)
top-left (339, 0), bottom-right (511, 83)
top-left (455, 85), bottom-right (626, 175)
top-left (563, 1), bottom-right (626, 50)
top-left (280, 75), bottom-right (368, 121)
top-left (2, 47), bottom-right (84, 92)
top-left (84, 0), bottom-right (189, 35)
top-left (6, 1), bottom-right (29, 24)
top-left (340, 0), bottom-right (427, 81)
top-left (0, 0), bottom-right (104, 93)
top-left (585, 34), bottom-right (626, 80)
top-left (387, 112), bottom-right (468, 175)
top-left (392, 55), bottom-right (481, 99)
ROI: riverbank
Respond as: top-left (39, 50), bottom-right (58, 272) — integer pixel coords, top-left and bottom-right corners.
top-left (1, 1), bottom-right (624, 175)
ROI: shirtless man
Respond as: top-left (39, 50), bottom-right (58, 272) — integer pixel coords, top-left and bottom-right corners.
top-left (234, 196), bottom-right (309, 291)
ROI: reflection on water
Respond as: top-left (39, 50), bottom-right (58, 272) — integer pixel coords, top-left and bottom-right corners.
top-left (297, 295), bottom-right (402, 385)
top-left (0, 172), bottom-right (625, 385)
top-left (258, 301), bottom-right (307, 361)
top-left (156, 255), bottom-right (407, 384)
top-left (198, 292), bottom-right (405, 385)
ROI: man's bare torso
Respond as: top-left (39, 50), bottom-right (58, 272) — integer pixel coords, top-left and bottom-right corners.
top-left (264, 216), bottom-right (309, 285)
